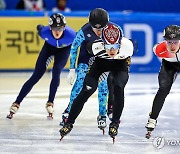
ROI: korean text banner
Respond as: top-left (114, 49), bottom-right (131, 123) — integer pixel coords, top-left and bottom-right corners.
top-left (0, 17), bottom-right (87, 71)
top-left (0, 18), bottom-right (46, 70)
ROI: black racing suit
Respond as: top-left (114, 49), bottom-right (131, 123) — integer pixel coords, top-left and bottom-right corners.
top-left (68, 57), bottom-right (129, 124)
top-left (150, 59), bottom-right (180, 119)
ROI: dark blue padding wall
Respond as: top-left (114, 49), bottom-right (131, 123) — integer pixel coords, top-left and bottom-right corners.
top-left (5, 0), bottom-right (180, 13)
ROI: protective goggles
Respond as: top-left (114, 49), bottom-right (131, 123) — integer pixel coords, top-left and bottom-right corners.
top-left (92, 27), bottom-right (104, 31)
top-left (104, 43), bottom-right (120, 50)
top-left (51, 26), bottom-right (65, 31)
top-left (166, 40), bottom-right (180, 45)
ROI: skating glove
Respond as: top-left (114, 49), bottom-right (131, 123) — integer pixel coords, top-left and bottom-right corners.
top-left (66, 69), bottom-right (76, 85)
top-left (37, 24), bottom-right (44, 32)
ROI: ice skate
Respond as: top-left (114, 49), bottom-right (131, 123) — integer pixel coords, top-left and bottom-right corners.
top-left (109, 122), bottom-right (119, 144)
top-left (145, 118), bottom-right (157, 139)
top-left (6, 103), bottom-right (20, 119)
top-left (59, 109), bottom-right (69, 126)
top-left (97, 115), bottom-right (107, 134)
top-left (46, 102), bottom-right (54, 120)
top-left (59, 123), bottom-right (73, 141)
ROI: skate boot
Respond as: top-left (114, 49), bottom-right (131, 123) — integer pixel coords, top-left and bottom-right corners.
top-left (109, 122), bottom-right (119, 143)
top-left (145, 118), bottom-right (157, 139)
top-left (46, 102), bottom-right (54, 120)
top-left (97, 115), bottom-right (107, 134)
top-left (59, 122), bottom-right (73, 141)
top-left (59, 109), bottom-right (69, 126)
top-left (7, 103), bottom-right (20, 119)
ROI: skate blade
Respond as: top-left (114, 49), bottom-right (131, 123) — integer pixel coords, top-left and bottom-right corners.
top-left (109, 135), bottom-right (115, 144)
top-left (112, 136), bottom-right (115, 144)
top-left (59, 121), bottom-right (64, 126)
top-left (60, 135), bottom-right (64, 141)
top-left (6, 113), bottom-right (14, 119)
top-left (145, 131), bottom-right (151, 139)
top-left (98, 126), bottom-right (106, 135)
top-left (47, 116), bottom-right (53, 120)
top-left (6, 115), bottom-right (13, 119)
top-left (47, 113), bottom-right (53, 120)
top-left (102, 129), bottom-right (105, 135)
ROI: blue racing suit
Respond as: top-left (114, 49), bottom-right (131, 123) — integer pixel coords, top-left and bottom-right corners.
top-left (65, 23), bottom-right (109, 116)
top-left (15, 25), bottom-right (76, 104)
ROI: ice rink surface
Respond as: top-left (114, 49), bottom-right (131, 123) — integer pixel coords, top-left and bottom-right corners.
top-left (0, 72), bottom-right (180, 154)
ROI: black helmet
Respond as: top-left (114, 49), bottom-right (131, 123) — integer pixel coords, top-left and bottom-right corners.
top-left (163, 25), bottom-right (180, 40)
top-left (49, 13), bottom-right (67, 30)
top-left (89, 8), bottom-right (109, 29)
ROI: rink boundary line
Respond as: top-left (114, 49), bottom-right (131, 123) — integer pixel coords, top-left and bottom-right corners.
top-left (0, 138), bottom-right (152, 144)
top-left (1, 89), bottom-right (180, 96)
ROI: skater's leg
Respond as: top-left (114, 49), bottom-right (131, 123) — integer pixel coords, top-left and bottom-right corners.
top-left (107, 72), bottom-right (114, 121)
top-left (98, 73), bottom-right (109, 116)
top-left (67, 63), bottom-right (89, 112)
top-left (68, 75), bottom-right (98, 123)
top-left (59, 75), bottom-right (98, 136)
top-left (149, 61), bottom-right (175, 120)
top-left (46, 46), bottom-right (70, 119)
top-left (108, 71), bottom-right (128, 140)
top-left (15, 45), bottom-right (50, 104)
top-left (97, 72), bottom-right (109, 131)
top-left (145, 60), bottom-right (176, 138)
top-left (60, 63), bottom-right (88, 125)
top-left (7, 44), bottom-right (50, 119)
top-left (112, 71), bottom-right (129, 122)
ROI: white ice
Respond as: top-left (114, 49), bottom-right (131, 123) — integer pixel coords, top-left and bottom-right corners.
top-left (0, 72), bottom-right (180, 154)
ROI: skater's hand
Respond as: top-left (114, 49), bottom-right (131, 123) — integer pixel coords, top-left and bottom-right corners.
top-left (66, 69), bottom-right (76, 85)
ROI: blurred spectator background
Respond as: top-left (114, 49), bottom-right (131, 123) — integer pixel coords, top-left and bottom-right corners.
top-left (16, 0), bottom-right (46, 11)
top-left (3, 0), bottom-right (180, 13)
top-left (52, 0), bottom-right (71, 13)
top-left (0, 0), bottom-right (6, 10)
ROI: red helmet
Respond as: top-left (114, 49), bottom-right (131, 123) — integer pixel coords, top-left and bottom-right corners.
top-left (102, 24), bottom-right (122, 44)
top-left (101, 24), bottom-right (123, 50)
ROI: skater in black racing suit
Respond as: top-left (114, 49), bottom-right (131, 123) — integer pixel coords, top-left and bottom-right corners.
top-left (145, 25), bottom-right (180, 139)
top-left (59, 23), bottom-right (134, 141)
